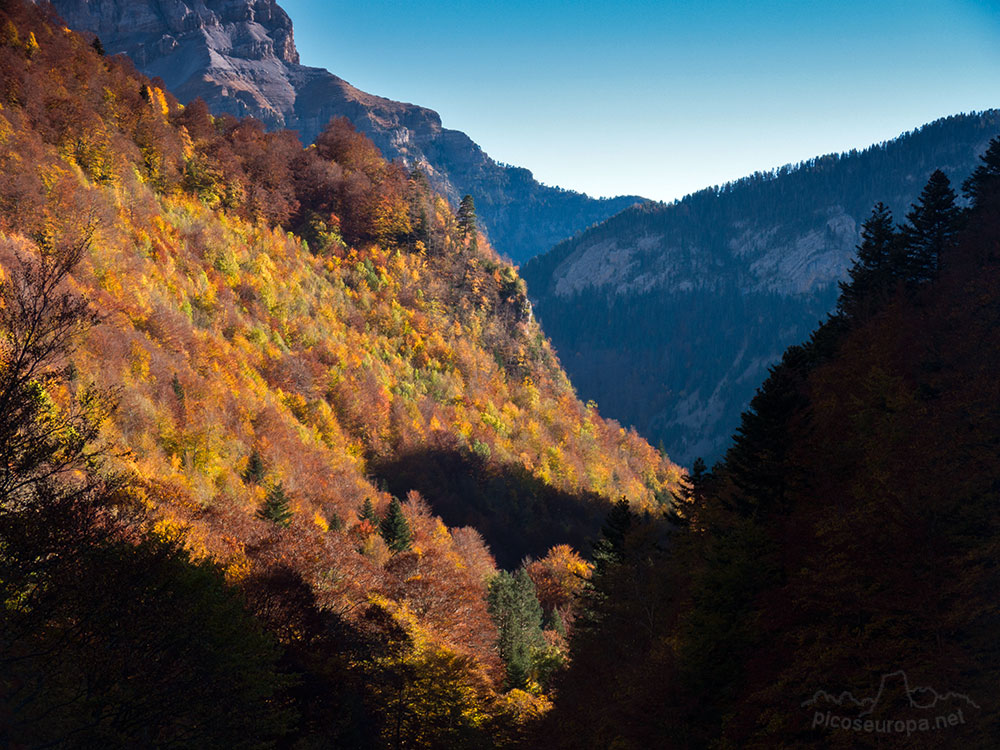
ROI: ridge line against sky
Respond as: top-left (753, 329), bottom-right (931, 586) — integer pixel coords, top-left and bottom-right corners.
top-left (281, 0), bottom-right (1000, 203)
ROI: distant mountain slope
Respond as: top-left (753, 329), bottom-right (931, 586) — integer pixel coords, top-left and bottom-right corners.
top-left (522, 111), bottom-right (1000, 465)
top-left (43, 0), bottom-right (640, 261)
top-left (538, 134), bottom-right (1000, 750)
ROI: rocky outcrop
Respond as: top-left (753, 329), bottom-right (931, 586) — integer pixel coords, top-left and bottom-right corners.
top-left (523, 112), bottom-right (1000, 464)
top-left (45, 0), bottom-right (639, 261)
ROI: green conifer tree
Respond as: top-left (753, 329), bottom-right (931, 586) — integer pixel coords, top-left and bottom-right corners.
top-left (170, 373), bottom-right (185, 404)
top-left (257, 482), bottom-right (292, 527)
top-left (358, 497), bottom-right (379, 525)
top-left (242, 449), bottom-right (266, 485)
top-left (327, 511), bottom-right (344, 532)
top-left (902, 170), bottom-right (962, 282)
top-left (379, 497), bottom-right (412, 552)
top-left (487, 569), bottom-right (545, 689)
top-left (591, 497), bottom-right (635, 575)
top-left (962, 136), bottom-right (1000, 210)
top-left (837, 202), bottom-right (900, 320)
top-left (669, 457), bottom-right (709, 526)
top-left (457, 194), bottom-right (478, 251)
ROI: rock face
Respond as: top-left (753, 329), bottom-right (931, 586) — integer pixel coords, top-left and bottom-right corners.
top-left (522, 112), bottom-right (1000, 465)
top-left (45, 0), bottom-right (639, 262)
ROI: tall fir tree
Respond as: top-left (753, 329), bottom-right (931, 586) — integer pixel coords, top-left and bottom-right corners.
top-left (457, 194), bottom-right (478, 251)
top-left (590, 497), bottom-right (635, 576)
top-left (486, 568), bottom-right (545, 689)
top-left (669, 457), bottom-right (709, 525)
top-left (902, 169), bottom-right (962, 282)
top-left (962, 136), bottom-right (1000, 210)
top-left (243, 449), bottom-right (266, 485)
top-left (379, 497), bottom-right (412, 552)
top-left (257, 482), bottom-right (292, 527)
top-left (358, 497), bottom-right (379, 525)
top-left (837, 202), bottom-right (900, 320)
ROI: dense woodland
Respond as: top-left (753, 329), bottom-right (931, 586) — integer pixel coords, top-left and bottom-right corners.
top-left (2, 1), bottom-right (999, 748)
top-left (537, 147), bottom-right (1000, 747)
top-left (0, 2), bottom-right (678, 746)
top-left (523, 110), bottom-right (1000, 464)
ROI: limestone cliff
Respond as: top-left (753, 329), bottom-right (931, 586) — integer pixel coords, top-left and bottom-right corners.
top-left (523, 111), bottom-right (1000, 464)
top-left (45, 0), bottom-right (639, 261)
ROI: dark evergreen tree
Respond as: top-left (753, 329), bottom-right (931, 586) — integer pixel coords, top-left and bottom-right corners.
top-left (689, 456), bottom-right (708, 500)
top-left (457, 194), bottom-right (478, 250)
top-left (242, 449), bottom-right (266, 485)
top-left (963, 136), bottom-right (1000, 210)
top-left (170, 372), bottom-right (185, 404)
top-left (591, 497), bottom-right (635, 575)
top-left (90, 36), bottom-right (105, 57)
top-left (258, 482), bottom-right (292, 527)
top-left (486, 568), bottom-right (545, 689)
top-left (725, 344), bottom-right (813, 519)
top-left (413, 208), bottom-right (430, 249)
top-left (669, 457), bottom-right (709, 525)
top-left (837, 202), bottom-right (900, 320)
top-left (902, 169), bottom-right (962, 282)
top-left (327, 511), bottom-right (344, 531)
top-left (358, 497), bottom-right (379, 525)
top-left (379, 497), bottom-right (412, 552)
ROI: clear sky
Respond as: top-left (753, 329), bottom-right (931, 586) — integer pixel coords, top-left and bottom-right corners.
top-left (280, 0), bottom-right (1000, 203)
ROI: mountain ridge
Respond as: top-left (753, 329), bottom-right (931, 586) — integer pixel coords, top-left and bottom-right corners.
top-left (43, 0), bottom-right (641, 262)
top-left (523, 110), bottom-right (1000, 464)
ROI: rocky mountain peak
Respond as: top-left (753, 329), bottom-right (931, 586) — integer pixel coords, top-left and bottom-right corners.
top-left (43, 0), bottom-right (640, 262)
top-left (52, 0), bottom-right (299, 62)
top-left (48, 0), bottom-right (300, 126)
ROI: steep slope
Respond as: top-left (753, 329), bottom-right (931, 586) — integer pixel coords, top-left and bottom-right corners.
top-left (522, 111), bottom-right (1000, 464)
top-left (0, 3), bottom-right (677, 744)
top-left (538, 139), bottom-right (1000, 750)
top-left (43, 0), bottom-right (641, 262)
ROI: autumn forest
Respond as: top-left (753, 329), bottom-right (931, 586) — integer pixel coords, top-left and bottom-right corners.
top-left (1, 1), bottom-right (998, 748)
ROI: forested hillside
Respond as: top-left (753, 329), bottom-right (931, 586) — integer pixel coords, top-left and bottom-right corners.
top-left (523, 111), bottom-right (1000, 463)
top-left (0, 2), bottom-right (678, 746)
top-left (44, 0), bottom-right (641, 262)
top-left (536, 142), bottom-right (1000, 748)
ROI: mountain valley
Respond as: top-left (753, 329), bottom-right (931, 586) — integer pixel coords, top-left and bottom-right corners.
top-left (523, 111), bottom-right (1000, 463)
top-left (3, 1), bottom-right (1000, 747)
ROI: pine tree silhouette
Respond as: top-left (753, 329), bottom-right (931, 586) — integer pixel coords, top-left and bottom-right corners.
top-left (243, 449), bottom-right (266, 485)
top-left (903, 170), bottom-right (962, 282)
top-left (963, 136), bottom-right (1000, 210)
top-left (591, 497), bottom-right (635, 574)
top-left (358, 497), bottom-right (379, 525)
top-left (837, 202), bottom-right (900, 320)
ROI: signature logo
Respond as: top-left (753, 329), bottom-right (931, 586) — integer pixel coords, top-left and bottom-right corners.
top-left (803, 670), bottom-right (979, 736)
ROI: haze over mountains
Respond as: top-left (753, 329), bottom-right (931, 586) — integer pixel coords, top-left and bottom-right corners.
top-left (45, 0), bottom-right (639, 262)
top-left (523, 111), bottom-right (1000, 464)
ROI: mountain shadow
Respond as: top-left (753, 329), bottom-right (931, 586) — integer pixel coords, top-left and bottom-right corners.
top-left (372, 449), bottom-right (612, 569)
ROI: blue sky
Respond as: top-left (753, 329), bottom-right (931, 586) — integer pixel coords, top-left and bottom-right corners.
top-left (280, 0), bottom-right (1000, 203)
